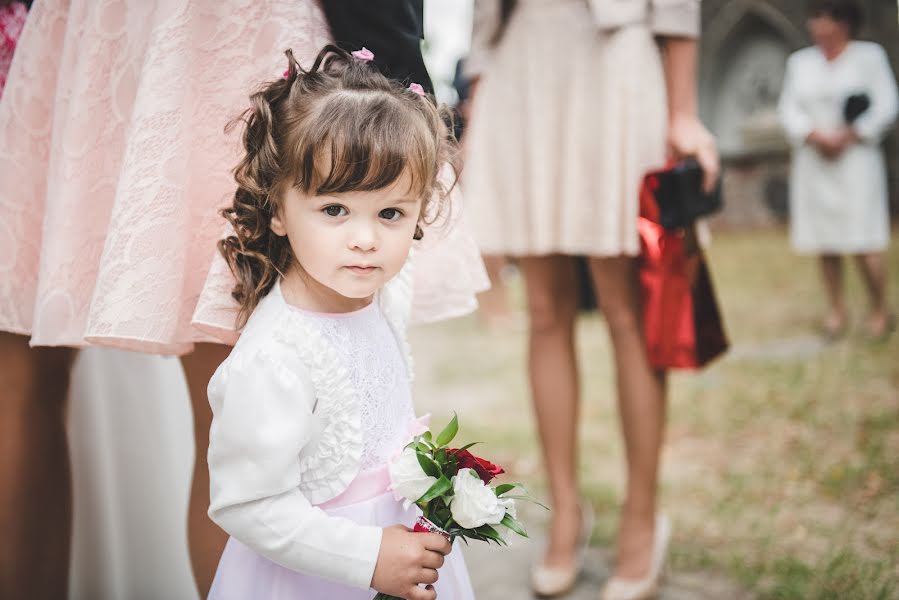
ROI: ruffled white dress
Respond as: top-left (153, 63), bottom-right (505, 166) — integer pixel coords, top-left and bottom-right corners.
top-left (207, 286), bottom-right (475, 600)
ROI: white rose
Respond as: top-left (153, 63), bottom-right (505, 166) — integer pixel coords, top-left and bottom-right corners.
top-left (499, 496), bottom-right (517, 520)
top-left (388, 447), bottom-right (437, 504)
top-left (450, 468), bottom-right (507, 529)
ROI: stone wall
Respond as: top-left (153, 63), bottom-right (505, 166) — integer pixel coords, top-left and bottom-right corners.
top-left (699, 0), bottom-right (899, 227)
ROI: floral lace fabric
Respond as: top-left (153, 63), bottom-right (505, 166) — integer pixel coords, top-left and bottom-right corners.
top-left (0, 0), bottom-right (331, 354)
top-left (0, 0), bottom-right (489, 355)
top-left (288, 301), bottom-right (415, 472)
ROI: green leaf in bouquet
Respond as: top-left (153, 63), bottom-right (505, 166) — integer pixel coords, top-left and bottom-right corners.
top-left (493, 483), bottom-right (518, 497)
top-left (463, 531), bottom-right (484, 543)
top-left (433, 506), bottom-right (453, 526)
top-left (416, 451), bottom-right (441, 479)
top-left (500, 513), bottom-right (528, 538)
top-left (503, 494), bottom-right (550, 510)
top-left (435, 413), bottom-right (459, 447)
top-left (451, 442), bottom-right (481, 454)
top-left (425, 498), bottom-right (451, 525)
top-left (422, 431), bottom-right (433, 444)
top-left (472, 523), bottom-right (507, 546)
top-left (445, 453), bottom-right (459, 475)
top-left (415, 475), bottom-right (452, 505)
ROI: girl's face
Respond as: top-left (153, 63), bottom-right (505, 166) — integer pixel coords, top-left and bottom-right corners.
top-left (271, 172), bottom-right (422, 308)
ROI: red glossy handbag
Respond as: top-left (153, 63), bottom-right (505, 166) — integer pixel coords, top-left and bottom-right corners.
top-left (639, 170), bottom-right (729, 370)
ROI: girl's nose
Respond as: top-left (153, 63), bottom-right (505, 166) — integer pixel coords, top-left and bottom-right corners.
top-left (349, 221), bottom-right (378, 251)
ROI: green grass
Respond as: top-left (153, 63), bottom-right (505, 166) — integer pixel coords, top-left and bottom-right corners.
top-left (410, 229), bottom-right (899, 599)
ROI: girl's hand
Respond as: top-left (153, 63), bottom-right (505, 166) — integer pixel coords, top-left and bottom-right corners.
top-left (667, 112), bottom-right (720, 194)
top-left (371, 524), bottom-right (451, 600)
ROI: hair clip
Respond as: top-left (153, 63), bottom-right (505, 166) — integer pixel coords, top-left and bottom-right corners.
top-left (282, 68), bottom-right (291, 80)
top-left (408, 82), bottom-right (425, 97)
top-left (352, 47), bottom-right (374, 62)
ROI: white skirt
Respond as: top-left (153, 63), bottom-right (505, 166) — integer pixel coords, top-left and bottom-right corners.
top-left (789, 143), bottom-right (891, 254)
top-left (209, 490), bottom-right (475, 600)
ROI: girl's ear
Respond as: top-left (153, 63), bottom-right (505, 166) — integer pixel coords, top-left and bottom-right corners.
top-left (270, 212), bottom-right (287, 236)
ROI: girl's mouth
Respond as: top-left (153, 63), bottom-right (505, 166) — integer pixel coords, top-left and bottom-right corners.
top-left (346, 265), bottom-right (378, 275)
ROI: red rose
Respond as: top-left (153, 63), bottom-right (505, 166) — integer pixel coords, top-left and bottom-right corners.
top-left (450, 449), bottom-right (505, 483)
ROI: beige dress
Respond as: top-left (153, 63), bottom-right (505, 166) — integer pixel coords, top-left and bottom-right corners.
top-left (462, 0), bottom-right (698, 257)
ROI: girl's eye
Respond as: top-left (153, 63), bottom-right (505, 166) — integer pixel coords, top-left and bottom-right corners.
top-left (323, 205), bottom-right (347, 217)
top-left (379, 208), bottom-right (403, 222)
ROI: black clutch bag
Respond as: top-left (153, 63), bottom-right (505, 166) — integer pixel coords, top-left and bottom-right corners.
top-left (649, 159), bottom-right (723, 232)
top-left (844, 93), bottom-right (871, 124)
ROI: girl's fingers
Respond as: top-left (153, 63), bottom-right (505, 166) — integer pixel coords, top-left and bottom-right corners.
top-left (421, 549), bottom-right (446, 570)
top-left (418, 567), bottom-right (440, 585)
top-left (409, 584), bottom-right (437, 600)
top-left (422, 533), bottom-right (452, 555)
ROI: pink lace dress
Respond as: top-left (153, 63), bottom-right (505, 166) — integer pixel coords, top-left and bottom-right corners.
top-left (208, 295), bottom-right (475, 600)
top-left (0, 1), bottom-right (488, 355)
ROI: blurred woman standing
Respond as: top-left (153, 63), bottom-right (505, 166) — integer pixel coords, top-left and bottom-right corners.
top-left (779, 0), bottom-right (898, 340)
top-left (463, 1), bottom-right (719, 598)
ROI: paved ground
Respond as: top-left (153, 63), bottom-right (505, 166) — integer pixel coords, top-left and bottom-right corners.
top-left (410, 313), bottom-right (761, 600)
top-left (461, 533), bottom-right (753, 600)
top-left (728, 334), bottom-right (828, 361)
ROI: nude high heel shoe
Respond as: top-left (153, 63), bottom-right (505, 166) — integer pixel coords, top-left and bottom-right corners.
top-left (531, 501), bottom-right (595, 597)
top-left (600, 514), bottom-right (671, 600)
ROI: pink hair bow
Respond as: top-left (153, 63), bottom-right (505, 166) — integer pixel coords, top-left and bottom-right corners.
top-left (408, 83), bottom-right (425, 97)
top-left (352, 47), bottom-right (374, 62)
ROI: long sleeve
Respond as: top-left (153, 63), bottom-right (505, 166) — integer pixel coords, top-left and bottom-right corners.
top-left (207, 348), bottom-right (383, 590)
top-left (778, 52), bottom-right (813, 147)
top-left (465, 0), bottom-right (500, 79)
top-left (853, 44), bottom-right (899, 144)
top-left (650, 0), bottom-right (700, 38)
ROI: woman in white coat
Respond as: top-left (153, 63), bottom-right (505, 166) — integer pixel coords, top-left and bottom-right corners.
top-left (778, 0), bottom-right (898, 339)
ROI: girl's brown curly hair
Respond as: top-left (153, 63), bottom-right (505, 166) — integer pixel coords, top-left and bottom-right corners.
top-left (220, 44), bottom-right (457, 327)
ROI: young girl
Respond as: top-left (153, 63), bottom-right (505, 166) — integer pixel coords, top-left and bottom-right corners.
top-left (205, 46), bottom-right (478, 600)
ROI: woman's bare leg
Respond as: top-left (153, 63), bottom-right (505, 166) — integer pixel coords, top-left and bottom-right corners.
top-left (0, 332), bottom-right (77, 600)
top-left (587, 256), bottom-right (666, 579)
top-left (854, 252), bottom-right (891, 335)
top-left (820, 254), bottom-right (848, 334)
top-left (519, 255), bottom-right (583, 569)
top-left (180, 343), bottom-right (231, 597)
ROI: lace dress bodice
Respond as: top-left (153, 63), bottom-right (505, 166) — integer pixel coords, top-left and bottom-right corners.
top-left (288, 300), bottom-right (415, 471)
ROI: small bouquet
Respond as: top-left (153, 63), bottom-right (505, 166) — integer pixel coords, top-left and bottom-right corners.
top-left (375, 414), bottom-right (541, 600)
